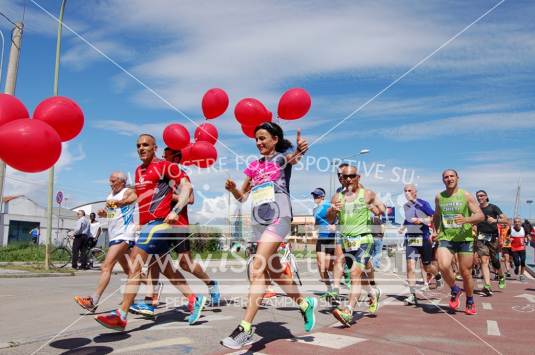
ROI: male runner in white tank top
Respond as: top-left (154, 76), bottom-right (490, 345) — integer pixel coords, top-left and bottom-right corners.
top-left (74, 171), bottom-right (137, 312)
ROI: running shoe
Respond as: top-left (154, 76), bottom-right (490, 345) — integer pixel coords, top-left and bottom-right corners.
top-left (95, 310), bottom-right (126, 331)
top-left (129, 302), bottom-right (155, 317)
top-left (519, 275), bottom-right (527, 282)
top-left (187, 295), bottom-right (196, 313)
top-left (221, 325), bottom-right (254, 350)
top-left (368, 287), bottom-right (381, 314)
top-left (505, 272), bottom-right (512, 278)
top-left (320, 290), bottom-right (337, 301)
top-left (436, 276), bottom-right (444, 289)
top-left (300, 296), bottom-right (317, 332)
top-left (188, 295), bottom-right (207, 325)
top-left (421, 283), bottom-right (430, 292)
top-left (498, 276), bottom-right (506, 289)
top-left (405, 293), bottom-right (417, 305)
top-left (332, 307), bottom-right (352, 327)
top-left (481, 285), bottom-right (493, 297)
top-left (465, 302), bottom-right (477, 315)
top-left (209, 281), bottom-right (221, 306)
top-left (449, 289), bottom-right (462, 311)
top-left (74, 296), bottom-right (97, 312)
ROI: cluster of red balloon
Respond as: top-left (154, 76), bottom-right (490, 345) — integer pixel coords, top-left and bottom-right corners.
top-left (234, 88), bottom-right (311, 138)
top-left (163, 88), bottom-right (229, 168)
top-left (0, 94), bottom-right (84, 173)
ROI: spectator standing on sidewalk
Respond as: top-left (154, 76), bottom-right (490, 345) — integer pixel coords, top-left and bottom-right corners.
top-left (72, 210), bottom-right (91, 270)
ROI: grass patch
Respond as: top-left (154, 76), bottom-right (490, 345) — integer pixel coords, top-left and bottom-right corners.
top-left (0, 244), bottom-right (48, 262)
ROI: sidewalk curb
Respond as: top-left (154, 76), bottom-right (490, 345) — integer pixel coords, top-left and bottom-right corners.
top-left (0, 272), bottom-right (75, 278)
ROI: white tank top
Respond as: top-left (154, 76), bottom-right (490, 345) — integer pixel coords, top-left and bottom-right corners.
top-left (106, 188), bottom-right (135, 242)
top-left (510, 227), bottom-right (525, 238)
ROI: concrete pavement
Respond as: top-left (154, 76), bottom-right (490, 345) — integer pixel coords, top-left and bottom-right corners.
top-left (1, 259), bottom-right (534, 354)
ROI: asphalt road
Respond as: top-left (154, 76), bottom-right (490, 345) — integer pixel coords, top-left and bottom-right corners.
top-left (1, 259), bottom-right (534, 354)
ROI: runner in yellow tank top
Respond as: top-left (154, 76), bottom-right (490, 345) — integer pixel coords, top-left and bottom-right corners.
top-left (327, 165), bottom-right (385, 327)
top-left (432, 169), bottom-right (484, 315)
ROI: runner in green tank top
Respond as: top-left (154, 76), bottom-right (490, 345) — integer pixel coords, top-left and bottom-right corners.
top-left (432, 169), bottom-right (484, 316)
top-left (327, 165), bottom-right (385, 327)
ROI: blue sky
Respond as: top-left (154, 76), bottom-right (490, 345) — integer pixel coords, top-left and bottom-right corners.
top-left (1, 0), bottom-right (535, 223)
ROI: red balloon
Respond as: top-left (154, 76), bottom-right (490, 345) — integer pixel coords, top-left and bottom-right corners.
top-left (241, 125), bottom-right (256, 139)
top-left (194, 123), bottom-right (218, 145)
top-left (33, 96), bottom-right (84, 142)
top-left (202, 88), bottom-right (229, 119)
top-left (240, 111), bottom-right (272, 138)
top-left (277, 88), bottom-right (311, 120)
top-left (0, 119), bottom-right (62, 173)
top-left (234, 98), bottom-right (270, 126)
top-left (163, 123), bottom-right (190, 150)
top-left (0, 93), bottom-right (29, 127)
top-left (180, 143), bottom-right (194, 166)
top-left (190, 141), bottom-right (217, 168)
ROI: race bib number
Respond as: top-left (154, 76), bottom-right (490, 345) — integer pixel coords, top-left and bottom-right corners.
top-left (106, 207), bottom-right (117, 219)
top-left (342, 236), bottom-right (361, 251)
top-left (407, 235), bottom-right (423, 247)
top-left (252, 182), bottom-right (276, 207)
top-left (442, 214), bottom-right (461, 228)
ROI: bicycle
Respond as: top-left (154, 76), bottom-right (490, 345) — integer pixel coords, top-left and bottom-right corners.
top-left (246, 241), bottom-right (302, 286)
top-left (49, 231), bottom-right (105, 269)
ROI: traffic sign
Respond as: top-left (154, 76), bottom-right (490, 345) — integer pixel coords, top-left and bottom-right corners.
top-left (56, 191), bottom-right (64, 205)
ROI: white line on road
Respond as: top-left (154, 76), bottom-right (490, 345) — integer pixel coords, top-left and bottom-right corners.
top-left (487, 320), bottom-right (501, 336)
top-left (289, 332), bottom-right (367, 349)
top-left (482, 303), bottom-right (493, 310)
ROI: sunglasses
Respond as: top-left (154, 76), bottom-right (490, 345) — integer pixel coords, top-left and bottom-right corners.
top-left (342, 174), bottom-right (357, 179)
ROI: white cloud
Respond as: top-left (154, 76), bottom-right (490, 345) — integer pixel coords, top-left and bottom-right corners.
top-left (4, 142), bottom-right (86, 206)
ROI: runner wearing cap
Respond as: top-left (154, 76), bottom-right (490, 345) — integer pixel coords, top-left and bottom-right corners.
top-left (311, 187), bottom-right (336, 298)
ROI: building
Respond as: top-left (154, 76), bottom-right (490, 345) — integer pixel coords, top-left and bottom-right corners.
top-left (0, 195), bottom-right (77, 246)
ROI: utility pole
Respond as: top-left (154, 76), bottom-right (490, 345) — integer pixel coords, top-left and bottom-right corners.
top-left (0, 22), bottom-right (23, 247)
top-left (45, 0), bottom-right (67, 270)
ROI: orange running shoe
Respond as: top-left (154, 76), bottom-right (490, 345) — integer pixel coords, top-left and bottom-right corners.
top-left (95, 310), bottom-right (126, 331)
top-left (74, 296), bottom-right (97, 312)
top-left (465, 302), bottom-right (477, 315)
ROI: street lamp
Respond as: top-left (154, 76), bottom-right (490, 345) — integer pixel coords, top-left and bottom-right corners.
top-left (527, 200), bottom-right (533, 220)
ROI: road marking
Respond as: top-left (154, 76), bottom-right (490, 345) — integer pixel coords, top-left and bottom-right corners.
top-left (514, 294), bottom-right (535, 303)
top-left (487, 320), bottom-right (500, 336)
top-left (114, 337), bottom-right (190, 353)
top-left (289, 332), bottom-right (367, 349)
top-left (512, 304), bottom-right (535, 313)
top-left (482, 303), bottom-right (492, 310)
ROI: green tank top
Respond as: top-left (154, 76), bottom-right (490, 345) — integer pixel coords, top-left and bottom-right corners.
top-left (437, 188), bottom-right (473, 242)
top-left (338, 188), bottom-right (372, 244)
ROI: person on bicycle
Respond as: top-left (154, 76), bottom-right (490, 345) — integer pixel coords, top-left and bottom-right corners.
top-left (328, 164), bottom-right (385, 326)
top-left (221, 122), bottom-right (317, 350)
top-left (74, 172), bottom-right (137, 312)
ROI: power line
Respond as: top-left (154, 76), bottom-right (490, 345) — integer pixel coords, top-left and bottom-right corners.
top-left (0, 11), bottom-right (17, 27)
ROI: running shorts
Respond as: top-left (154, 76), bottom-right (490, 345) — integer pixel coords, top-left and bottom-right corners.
top-left (344, 242), bottom-right (372, 270)
top-left (438, 240), bottom-right (473, 255)
top-left (316, 238), bottom-right (335, 255)
top-left (136, 220), bottom-right (172, 255)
